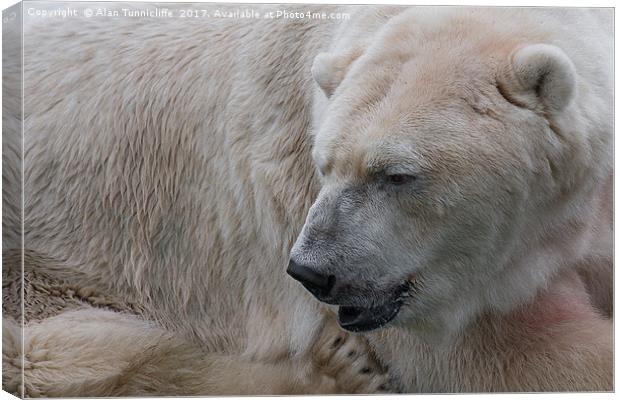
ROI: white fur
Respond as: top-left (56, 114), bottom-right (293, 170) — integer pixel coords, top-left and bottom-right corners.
top-left (298, 6), bottom-right (613, 391)
top-left (3, 4), bottom-right (612, 394)
top-left (502, 43), bottom-right (577, 112)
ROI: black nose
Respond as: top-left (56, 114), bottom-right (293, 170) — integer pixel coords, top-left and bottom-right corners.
top-left (287, 259), bottom-right (335, 298)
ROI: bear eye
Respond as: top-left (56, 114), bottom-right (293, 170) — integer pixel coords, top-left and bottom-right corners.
top-left (386, 174), bottom-right (415, 185)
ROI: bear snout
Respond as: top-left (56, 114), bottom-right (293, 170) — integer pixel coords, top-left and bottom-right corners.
top-left (287, 259), bottom-right (336, 300)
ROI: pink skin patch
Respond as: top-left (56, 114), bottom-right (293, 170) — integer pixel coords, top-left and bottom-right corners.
top-left (511, 271), bottom-right (594, 329)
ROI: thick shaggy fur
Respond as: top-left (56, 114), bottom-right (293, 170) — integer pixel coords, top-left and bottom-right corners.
top-left (3, 308), bottom-right (387, 396)
top-left (2, 4), bottom-right (612, 395)
top-left (4, 4), bottom-right (390, 395)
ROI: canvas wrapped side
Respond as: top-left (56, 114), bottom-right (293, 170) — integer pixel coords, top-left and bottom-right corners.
top-left (2, 2), bottom-right (24, 398)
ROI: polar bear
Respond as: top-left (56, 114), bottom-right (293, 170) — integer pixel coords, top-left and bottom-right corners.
top-left (2, 4), bottom-right (612, 396)
top-left (290, 6), bottom-right (613, 392)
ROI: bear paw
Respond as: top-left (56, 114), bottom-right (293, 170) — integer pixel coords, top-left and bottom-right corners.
top-left (311, 315), bottom-right (395, 394)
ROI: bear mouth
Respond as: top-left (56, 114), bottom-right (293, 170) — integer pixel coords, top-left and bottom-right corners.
top-left (337, 299), bottom-right (403, 332)
top-left (335, 282), bottom-right (411, 332)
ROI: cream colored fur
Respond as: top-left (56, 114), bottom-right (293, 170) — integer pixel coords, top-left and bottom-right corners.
top-left (2, 4), bottom-right (612, 395)
top-left (297, 6), bottom-right (613, 392)
top-left (3, 3), bottom-right (390, 395)
top-left (3, 310), bottom-right (387, 396)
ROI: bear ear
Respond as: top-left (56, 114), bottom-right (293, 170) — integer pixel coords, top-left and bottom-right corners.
top-left (311, 51), bottom-right (360, 98)
top-left (499, 44), bottom-right (577, 113)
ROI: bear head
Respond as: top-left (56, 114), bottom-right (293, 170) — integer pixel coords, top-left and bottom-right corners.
top-left (289, 9), bottom-right (604, 335)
